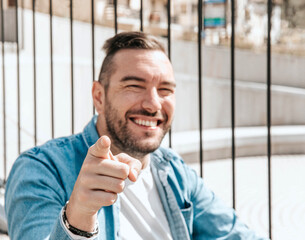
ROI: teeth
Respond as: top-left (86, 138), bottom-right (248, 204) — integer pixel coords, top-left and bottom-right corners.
top-left (134, 119), bottom-right (157, 127)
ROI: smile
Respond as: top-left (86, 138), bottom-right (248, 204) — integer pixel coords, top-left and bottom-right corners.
top-left (134, 119), bottom-right (157, 127)
top-left (130, 117), bottom-right (162, 128)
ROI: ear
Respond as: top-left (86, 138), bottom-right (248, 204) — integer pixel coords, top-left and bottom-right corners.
top-left (92, 81), bottom-right (105, 114)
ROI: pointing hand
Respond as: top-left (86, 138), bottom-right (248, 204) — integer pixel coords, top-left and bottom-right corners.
top-left (66, 135), bottom-right (142, 232)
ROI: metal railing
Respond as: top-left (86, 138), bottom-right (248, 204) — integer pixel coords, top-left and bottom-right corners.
top-left (0, 0), bottom-right (274, 238)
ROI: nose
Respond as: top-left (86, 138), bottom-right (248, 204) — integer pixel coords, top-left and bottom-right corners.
top-left (142, 88), bottom-right (162, 113)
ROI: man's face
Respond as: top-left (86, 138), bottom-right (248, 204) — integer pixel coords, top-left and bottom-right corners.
top-left (101, 49), bottom-right (176, 157)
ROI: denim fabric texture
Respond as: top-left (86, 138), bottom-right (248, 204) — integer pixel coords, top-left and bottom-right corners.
top-left (5, 116), bottom-right (268, 240)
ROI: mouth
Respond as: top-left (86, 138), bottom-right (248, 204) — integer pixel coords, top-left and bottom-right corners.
top-left (129, 117), bottom-right (163, 129)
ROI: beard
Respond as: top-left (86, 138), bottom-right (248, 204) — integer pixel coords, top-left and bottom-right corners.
top-left (104, 98), bottom-right (171, 158)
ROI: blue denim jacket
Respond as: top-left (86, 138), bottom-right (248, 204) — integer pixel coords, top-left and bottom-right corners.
top-left (5, 116), bottom-right (268, 240)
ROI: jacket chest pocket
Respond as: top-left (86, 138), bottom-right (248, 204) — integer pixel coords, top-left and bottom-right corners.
top-left (180, 200), bottom-right (193, 235)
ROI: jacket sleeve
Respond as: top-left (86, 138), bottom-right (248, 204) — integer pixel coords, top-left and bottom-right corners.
top-left (5, 153), bottom-right (75, 240)
top-left (184, 163), bottom-right (269, 240)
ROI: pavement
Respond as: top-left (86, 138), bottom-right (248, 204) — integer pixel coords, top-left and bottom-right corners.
top-left (1, 154), bottom-right (305, 239)
top-left (188, 154), bottom-right (305, 240)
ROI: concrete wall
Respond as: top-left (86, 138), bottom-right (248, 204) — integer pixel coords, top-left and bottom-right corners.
top-left (171, 40), bottom-right (305, 131)
top-left (172, 40), bottom-right (305, 89)
top-left (173, 74), bottom-right (305, 131)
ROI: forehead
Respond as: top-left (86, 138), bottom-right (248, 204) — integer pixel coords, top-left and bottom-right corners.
top-left (111, 49), bottom-right (174, 82)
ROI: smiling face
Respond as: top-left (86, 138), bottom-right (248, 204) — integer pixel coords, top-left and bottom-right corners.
top-left (93, 49), bottom-right (175, 159)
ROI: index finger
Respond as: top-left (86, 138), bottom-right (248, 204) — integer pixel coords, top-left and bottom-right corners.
top-left (115, 153), bottom-right (142, 182)
top-left (89, 135), bottom-right (111, 159)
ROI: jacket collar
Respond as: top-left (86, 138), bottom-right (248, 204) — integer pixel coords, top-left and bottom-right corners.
top-left (82, 115), bottom-right (100, 148)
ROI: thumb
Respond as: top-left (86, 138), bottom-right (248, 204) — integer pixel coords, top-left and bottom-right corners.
top-left (89, 135), bottom-right (111, 159)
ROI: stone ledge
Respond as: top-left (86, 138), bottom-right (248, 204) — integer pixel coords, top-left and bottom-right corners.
top-left (162, 125), bottom-right (305, 162)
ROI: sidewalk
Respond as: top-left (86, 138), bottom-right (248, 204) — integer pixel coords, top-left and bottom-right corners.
top-left (188, 154), bottom-right (305, 240)
top-left (1, 154), bottom-right (305, 239)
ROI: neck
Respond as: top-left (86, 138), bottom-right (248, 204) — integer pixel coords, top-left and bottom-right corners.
top-left (96, 114), bottom-right (150, 169)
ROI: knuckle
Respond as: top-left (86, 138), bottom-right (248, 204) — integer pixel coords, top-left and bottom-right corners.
top-left (107, 178), bottom-right (125, 193)
top-left (117, 153), bottom-right (128, 160)
top-left (116, 179), bottom-right (125, 193)
top-left (118, 164), bottom-right (129, 178)
top-left (103, 192), bottom-right (117, 206)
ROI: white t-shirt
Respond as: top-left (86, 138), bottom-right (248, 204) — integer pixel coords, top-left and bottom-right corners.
top-left (119, 164), bottom-right (172, 240)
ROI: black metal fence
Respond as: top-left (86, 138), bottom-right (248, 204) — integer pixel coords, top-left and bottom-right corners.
top-left (0, 0), bottom-right (274, 238)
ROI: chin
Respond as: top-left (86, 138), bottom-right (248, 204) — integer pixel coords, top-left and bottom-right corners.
top-left (134, 138), bottom-right (162, 153)
top-left (143, 141), bottom-right (161, 150)
top-left (141, 134), bottom-right (164, 144)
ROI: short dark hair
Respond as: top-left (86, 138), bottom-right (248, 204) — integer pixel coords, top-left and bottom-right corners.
top-left (98, 31), bottom-right (166, 90)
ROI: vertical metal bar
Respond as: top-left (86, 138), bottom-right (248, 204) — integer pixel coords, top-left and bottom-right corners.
top-left (114, 0), bottom-right (118, 34)
top-left (16, 0), bottom-right (21, 153)
top-left (140, 0), bottom-right (143, 32)
top-left (50, 0), bottom-right (54, 138)
top-left (267, 0), bottom-right (272, 238)
top-left (70, 0), bottom-right (74, 134)
top-left (167, 0), bottom-right (172, 148)
top-left (21, 0), bottom-right (24, 48)
top-left (91, 0), bottom-right (95, 115)
top-left (167, 0), bottom-right (171, 60)
top-left (198, 0), bottom-right (203, 178)
top-left (1, 0), bottom-right (6, 183)
top-left (231, 0), bottom-right (236, 209)
top-left (33, 0), bottom-right (37, 146)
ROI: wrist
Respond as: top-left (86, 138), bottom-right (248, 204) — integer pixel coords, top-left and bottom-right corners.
top-left (63, 202), bottom-right (98, 238)
top-left (65, 201), bottom-right (97, 233)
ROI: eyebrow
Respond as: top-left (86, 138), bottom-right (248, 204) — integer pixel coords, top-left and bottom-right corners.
top-left (120, 76), bottom-right (146, 82)
top-left (120, 75), bottom-right (176, 88)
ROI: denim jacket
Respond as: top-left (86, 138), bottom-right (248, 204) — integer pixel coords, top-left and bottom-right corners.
top-left (5, 116), bottom-right (268, 240)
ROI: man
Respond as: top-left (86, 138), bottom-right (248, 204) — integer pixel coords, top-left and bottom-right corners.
top-left (5, 32), bottom-right (267, 239)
